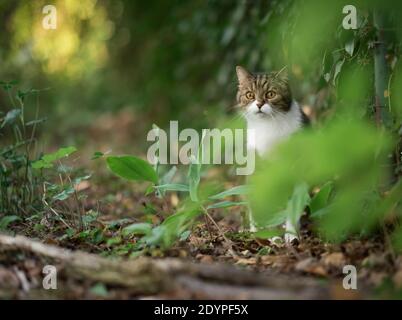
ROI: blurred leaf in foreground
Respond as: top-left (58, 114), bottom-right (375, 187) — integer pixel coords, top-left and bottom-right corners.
top-left (250, 118), bottom-right (393, 241)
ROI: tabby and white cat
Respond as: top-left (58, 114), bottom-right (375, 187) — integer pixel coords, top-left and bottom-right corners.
top-left (236, 66), bottom-right (309, 243)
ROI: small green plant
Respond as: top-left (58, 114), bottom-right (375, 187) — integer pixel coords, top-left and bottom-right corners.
top-left (0, 81), bottom-right (44, 217)
top-left (106, 128), bottom-right (248, 250)
top-left (0, 81), bottom-right (90, 233)
top-left (32, 146), bottom-right (91, 230)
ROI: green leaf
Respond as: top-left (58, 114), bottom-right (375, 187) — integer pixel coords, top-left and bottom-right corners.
top-left (17, 88), bottom-right (40, 102)
top-left (42, 146), bottom-right (77, 163)
top-left (72, 174), bottom-right (91, 186)
top-left (105, 218), bottom-right (132, 230)
top-left (1, 109), bottom-right (21, 128)
top-left (25, 118), bottom-right (47, 126)
top-left (0, 80), bottom-right (18, 90)
top-left (143, 205), bottom-right (200, 248)
top-left (106, 237), bottom-right (122, 246)
top-left (0, 215), bottom-right (21, 230)
top-left (32, 159), bottom-right (53, 169)
top-left (91, 151), bottom-right (104, 160)
top-left (107, 155), bottom-right (158, 184)
top-left (209, 185), bottom-right (249, 200)
top-left (286, 183), bottom-right (310, 227)
top-left (188, 155), bottom-right (201, 202)
top-left (253, 228), bottom-right (284, 239)
top-left (179, 230), bottom-right (191, 241)
top-left (154, 184), bottom-right (189, 193)
top-left (32, 146), bottom-right (77, 169)
top-left (310, 181), bottom-right (334, 215)
top-left (258, 184), bottom-right (310, 228)
top-left (333, 59), bottom-right (345, 85)
top-left (53, 186), bottom-right (75, 201)
top-left (122, 223), bottom-right (152, 236)
top-left (207, 201), bottom-right (247, 209)
top-left (161, 166), bottom-right (177, 184)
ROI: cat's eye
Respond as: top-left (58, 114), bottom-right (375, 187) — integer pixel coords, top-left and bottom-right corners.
top-left (245, 91), bottom-right (255, 100)
top-left (266, 91), bottom-right (276, 99)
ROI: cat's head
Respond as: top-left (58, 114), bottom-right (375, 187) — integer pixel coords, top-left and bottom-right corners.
top-left (236, 66), bottom-right (292, 120)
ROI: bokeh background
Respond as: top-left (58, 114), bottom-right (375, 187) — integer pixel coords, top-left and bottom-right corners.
top-left (0, 0), bottom-right (368, 151)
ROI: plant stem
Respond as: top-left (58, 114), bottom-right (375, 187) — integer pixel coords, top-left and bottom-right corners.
top-left (373, 10), bottom-right (390, 127)
top-left (201, 205), bottom-right (235, 254)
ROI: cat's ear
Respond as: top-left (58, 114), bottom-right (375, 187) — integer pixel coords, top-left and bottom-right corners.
top-left (275, 66), bottom-right (288, 81)
top-left (236, 66), bottom-right (253, 83)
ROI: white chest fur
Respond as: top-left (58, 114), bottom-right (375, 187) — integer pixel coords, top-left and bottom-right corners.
top-left (246, 100), bottom-right (302, 156)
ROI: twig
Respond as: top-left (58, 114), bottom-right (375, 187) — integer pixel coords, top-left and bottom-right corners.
top-left (201, 205), bottom-right (236, 256)
top-left (42, 183), bottom-right (72, 229)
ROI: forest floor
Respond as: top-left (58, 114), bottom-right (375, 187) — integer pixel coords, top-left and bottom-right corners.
top-left (1, 198), bottom-right (400, 299)
top-left (1, 110), bottom-right (402, 300)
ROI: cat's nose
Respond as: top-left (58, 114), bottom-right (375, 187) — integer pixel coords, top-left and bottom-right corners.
top-left (256, 101), bottom-right (264, 109)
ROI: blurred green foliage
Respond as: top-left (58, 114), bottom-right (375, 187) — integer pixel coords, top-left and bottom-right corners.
top-left (0, 0), bottom-right (284, 134)
top-left (250, 118), bottom-right (393, 240)
top-left (249, 0), bottom-right (402, 243)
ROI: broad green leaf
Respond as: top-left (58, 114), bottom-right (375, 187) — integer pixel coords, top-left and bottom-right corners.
top-left (107, 155), bottom-right (158, 183)
top-left (309, 181), bottom-right (334, 215)
top-left (333, 58), bottom-right (345, 85)
top-left (32, 146), bottom-right (77, 169)
top-left (250, 119), bottom-right (392, 240)
top-left (0, 215), bottom-right (21, 230)
top-left (157, 166), bottom-right (178, 196)
top-left (187, 131), bottom-right (207, 202)
top-left (207, 201), bottom-right (247, 209)
top-left (188, 155), bottom-right (201, 202)
top-left (258, 184), bottom-right (310, 228)
top-left (42, 146), bottom-right (77, 163)
top-left (209, 185), bottom-right (249, 200)
top-left (32, 159), bottom-right (53, 169)
top-left (123, 223), bottom-right (152, 236)
top-left (143, 205), bottom-right (200, 248)
top-left (286, 183), bottom-right (310, 227)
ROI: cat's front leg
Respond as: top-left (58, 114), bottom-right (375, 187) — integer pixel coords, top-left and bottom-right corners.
top-left (284, 217), bottom-right (299, 244)
top-left (248, 209), bottom-right (258, 232)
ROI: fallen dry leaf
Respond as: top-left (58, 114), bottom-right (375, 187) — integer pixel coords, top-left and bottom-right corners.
top-left (322, 252), bottom-right (346, 268)
top-left (295, 258), bottom-right (327, 277)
